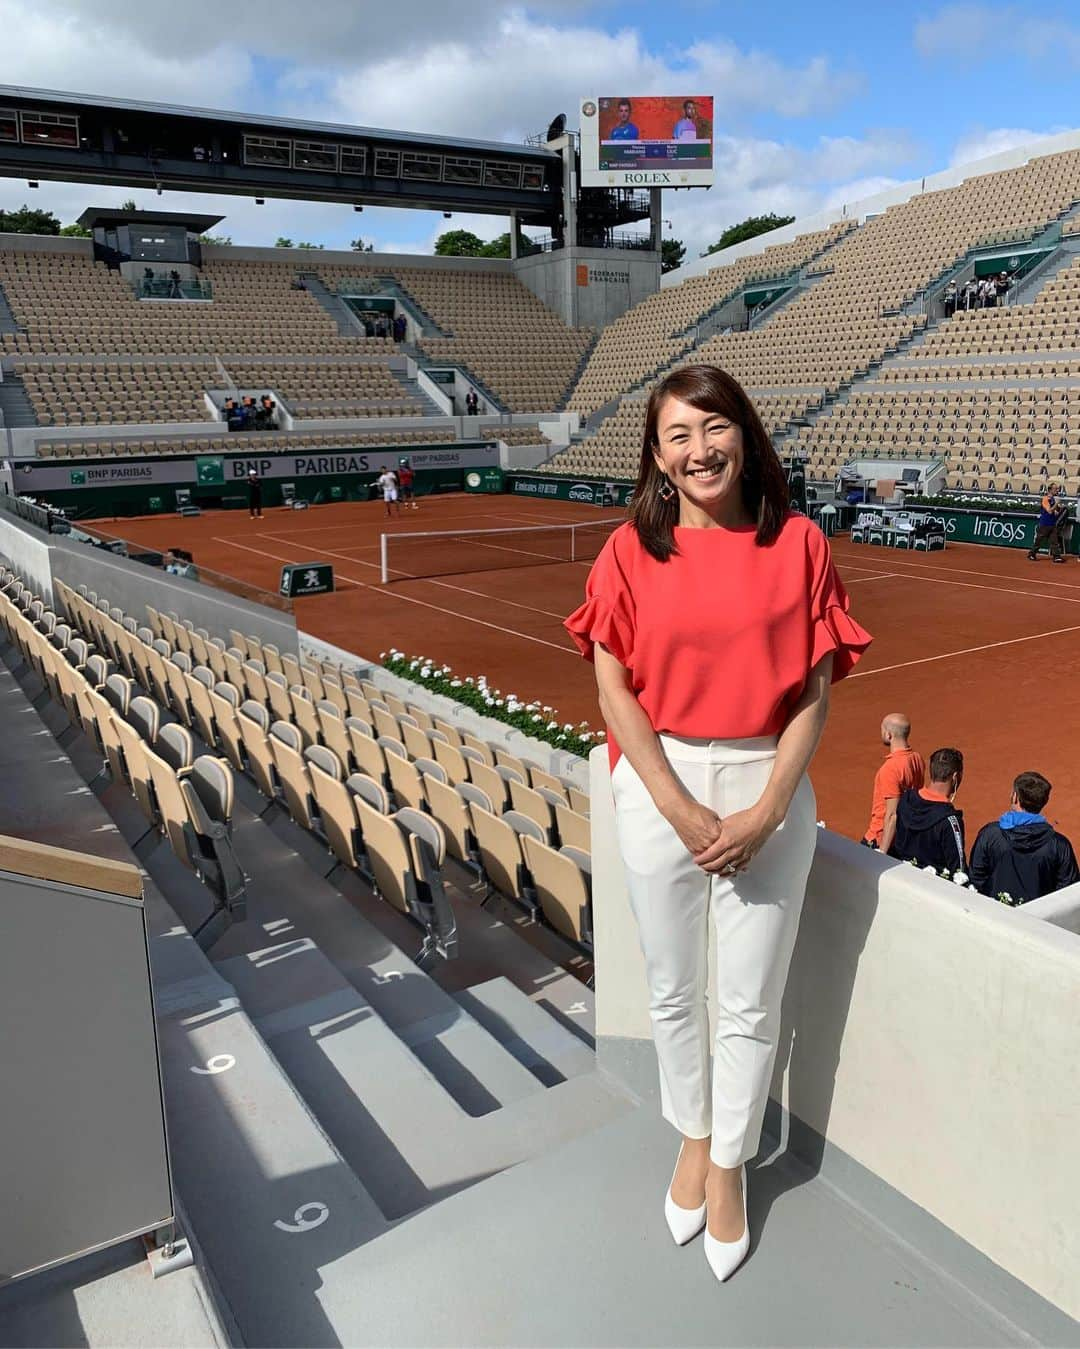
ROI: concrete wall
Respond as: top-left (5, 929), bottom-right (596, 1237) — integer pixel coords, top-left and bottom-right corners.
top-left (48, 536), bottom-right (299, 652)
top-left (0, 509), bottom-right (55, 604)
top-left (201, 243), bottom-right (513, 275)
top-left (589, 745), bottom-right (1080, 1321)
top-left (0, 233), bottom-right (92, 258)
top-left (1025, 882), bottom-right (1080, 934)
top-left (667, 126), bottom-right (1080, 287)
top-left (513, 246), bottom-right (660, 328)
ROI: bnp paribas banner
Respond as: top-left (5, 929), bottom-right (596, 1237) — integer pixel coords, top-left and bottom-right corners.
top-left (11, 443), bottom-right (499, 493)
top-left (509, 474), bottom-right (634, 508)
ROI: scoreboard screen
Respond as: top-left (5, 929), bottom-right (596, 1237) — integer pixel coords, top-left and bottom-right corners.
top-left (579, 95), bottom-right (714, 188)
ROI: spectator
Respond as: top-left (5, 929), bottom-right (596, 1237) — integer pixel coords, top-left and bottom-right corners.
top-left (862, 712), bottom-right (926, 854)
top-left (969, 771), bottom-right (1080, 903)
top-left (377, 467), bottom-right (400, 517)
top-left (995, 270), bottom-right (1011, 303)
top-left (943, 280), bottom-right (957, 317)
top-left (246, 469), bottom-right (263, 519)
top-left (1028, 482), bottom-right (1067, 563)
top-left (142, 266), bottom-right (155, 296)
top-left (889, 747), bottom-right (965, 873)
top-left (168, 269), bottom-right (182, 299)
top-left (392, 313), bottom-right (406, 342)
top-left (963, 278), bottom-right (979, 311)
top-left (465, 388), bottom-right (479, 416)
top-left (397, 459), bottom-right (417, 510)
top-left (609, 98), bottom-right (640, 140)
top-left (193, 144), bottom-right (207, 162)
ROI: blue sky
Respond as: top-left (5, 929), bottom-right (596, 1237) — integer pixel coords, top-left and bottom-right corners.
top-left (1, 0), bottom-right (1077, 259)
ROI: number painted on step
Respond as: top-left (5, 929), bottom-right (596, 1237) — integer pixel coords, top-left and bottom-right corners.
top-left (191, 1054), bottom-right (236, 1075)
top-left (274, 1203), bottom-right (329, 1233)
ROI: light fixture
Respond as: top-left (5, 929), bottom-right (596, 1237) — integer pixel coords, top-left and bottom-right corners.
top-left (353, 204), bottom-right (363, 212)
top-left (442, 211), bottom-right (451, 219)
top-left (255, 198), bottom-right (265, 206)
top-left (27, 180), bottom-right (38, 188)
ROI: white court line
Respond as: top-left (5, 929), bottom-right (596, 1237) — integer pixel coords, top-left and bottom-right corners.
top-left (832, 546), bottom-right (1080, 591)
top-left (850, 622), bottom-right (1080, 678)
top-left (213, 536), bottom-right (580, 655)
top-left (856, 569), bottom-right (1080, 607)
top-left (261, 533), bottom-right (572, 620)
top-left (839, 572), bottom-right (899, 583)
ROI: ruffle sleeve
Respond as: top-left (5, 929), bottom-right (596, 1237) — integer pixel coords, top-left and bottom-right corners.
top-left (564, 532), bottom-right (636, 667)
top-left (808, 527), bottom-right (872, 681)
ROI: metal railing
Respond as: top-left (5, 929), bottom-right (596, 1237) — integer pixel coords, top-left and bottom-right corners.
top-left (135, 278), bottom-right (213, 301)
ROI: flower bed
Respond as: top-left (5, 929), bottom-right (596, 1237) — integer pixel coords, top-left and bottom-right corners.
top-left (380, 649), bottom-right (603, 759)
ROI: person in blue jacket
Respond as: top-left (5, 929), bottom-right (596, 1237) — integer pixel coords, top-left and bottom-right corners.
top-left (969, 771), bottom-right (1079, 902)
top-left (609, 99), bottom-right (640, 139)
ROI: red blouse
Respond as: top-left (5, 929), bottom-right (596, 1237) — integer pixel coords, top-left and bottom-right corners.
top-left (564, 514), bottom-right (872, 768)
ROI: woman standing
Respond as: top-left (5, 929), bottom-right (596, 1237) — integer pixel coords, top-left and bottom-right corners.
top-left (565, 366), bottom-right (871, 1282)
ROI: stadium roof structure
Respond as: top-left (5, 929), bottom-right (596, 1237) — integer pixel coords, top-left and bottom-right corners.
top-left (76, 207), bottom-right (225, 233)
top-left (0, 84), bottom-right (560, 220)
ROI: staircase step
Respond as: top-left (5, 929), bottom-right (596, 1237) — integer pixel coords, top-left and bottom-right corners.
top-left (216, 940), bottom-right (632, 1219)
top-left (454, 976), bottom-right (596, 1085)
top-left (217, 802), bottom-right (546, 1111)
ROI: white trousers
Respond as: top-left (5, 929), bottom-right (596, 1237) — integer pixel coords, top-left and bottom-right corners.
top-left (611, 734), bottom-right (817, 1168)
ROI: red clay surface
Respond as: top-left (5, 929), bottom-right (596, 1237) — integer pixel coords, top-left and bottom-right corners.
top-left (93, 493), bottom-right (1080, 850)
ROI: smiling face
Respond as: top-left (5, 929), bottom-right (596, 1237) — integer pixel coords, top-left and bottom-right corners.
top-left (651, 395), bottom-right (746, 522)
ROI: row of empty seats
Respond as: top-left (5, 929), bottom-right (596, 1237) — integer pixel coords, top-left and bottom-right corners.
top-left (54, 581), bottom-right (594, 958)
top-left (0, 567), bottom-right (246, 945)
top-left (34, 426), bottom-right (458, 459)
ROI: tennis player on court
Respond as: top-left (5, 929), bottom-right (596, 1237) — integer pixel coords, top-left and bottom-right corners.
top-left (565, 365), bottom-right (871, 1283)
top-left (377, 467), bottom-right (401, 518)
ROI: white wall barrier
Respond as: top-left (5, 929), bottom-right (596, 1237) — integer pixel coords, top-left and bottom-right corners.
top-left (589, 744), bottom-right (1080, 1321)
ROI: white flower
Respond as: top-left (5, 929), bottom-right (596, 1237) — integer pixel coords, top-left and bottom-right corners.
top-left (543, 705), bottom-right (553, 714)
top-left (451, 679), bottom-right (462, 688)
top-left (563, 722), bottom-right (573, 731)
top-left (923, 865), bottom-right (938, 873)
top-left (547, 720), bottom-right (558, 729)
top-left (494, 698), bottom-right (504, 707)
top-left (953, 871), bottom-right (969, 886)
top-left (379, 651), bottom-right (386, 659)
top-left (580, 731), bottom-right (593, 741)
top-left (532, 713), bottom-right (543, 722)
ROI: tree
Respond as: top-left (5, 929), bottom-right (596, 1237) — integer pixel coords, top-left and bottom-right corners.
top-left (0, 205), bottom-right (61, 235)
top-left (59, 222), bottom-right (92, 238)
top-left (197, 233), bottom-right (232, 245)
top-left (661, 238), bottom-right (686, 274)
top-left (275, 237), bottom-right (294, 248)
top-left (351, 237), bottom-right (374, 252)
top-left (434, 228), bottom-right (485, 257)
top-left (296, 241), bottom-right (325, 249)
top-left (702, 213), bottom-right (795, 257)
top-left (119, 198), bottom-right (137, 212)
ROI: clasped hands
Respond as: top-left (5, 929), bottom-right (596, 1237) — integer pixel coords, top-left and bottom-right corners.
top-left (664, 794), bottom-right (781, 874)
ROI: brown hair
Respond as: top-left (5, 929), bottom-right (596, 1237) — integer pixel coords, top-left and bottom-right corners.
top-left (629, 365), bottom-right (791, 561)
top-left (1013, 771), bottom-right (1051, 814)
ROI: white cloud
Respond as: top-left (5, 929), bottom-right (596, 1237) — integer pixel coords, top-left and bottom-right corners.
top-left (0, 0), bottom-right (254, 107)
top-left (309, 10), bottom-right (861, 141)
top-left (948, 125), bottom-right (1070, 167)
top-left (915, 3), bottom-right (1080, 68)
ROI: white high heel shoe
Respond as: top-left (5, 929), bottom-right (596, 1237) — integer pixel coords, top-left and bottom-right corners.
top-left (703, 1163), bottom-right (750, 1282)
top-left (664, 1147), bottom-right (707, 1245)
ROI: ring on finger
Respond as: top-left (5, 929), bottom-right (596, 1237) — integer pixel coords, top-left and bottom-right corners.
top-left (722, 862), bottom-right (737, 875)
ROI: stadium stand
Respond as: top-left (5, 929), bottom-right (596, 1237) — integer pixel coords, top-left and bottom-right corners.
top-left (548, 146), bottom-right (1080, 486)
top-left (318, 263), bottom-right (595, 411)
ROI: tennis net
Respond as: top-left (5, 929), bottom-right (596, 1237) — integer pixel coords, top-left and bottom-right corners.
top-left (380, 518), bottom-right (623, 583)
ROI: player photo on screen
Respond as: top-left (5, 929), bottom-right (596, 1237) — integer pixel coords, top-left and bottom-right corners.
top-left (597, 95), bottom-right (713, 173)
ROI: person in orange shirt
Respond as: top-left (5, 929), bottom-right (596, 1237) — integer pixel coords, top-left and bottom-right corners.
top-left (862, 712), bottom-right (926, 853)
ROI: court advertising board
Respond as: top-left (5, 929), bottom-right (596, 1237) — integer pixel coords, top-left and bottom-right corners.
top-left (508, 473), bottom-right (633, 507)
top-left (9, 443), bottom-right (499, 493)
top-left (280, 563), bottom-right (334, 597)
top-left (579, 95), bottom-right (714, 188)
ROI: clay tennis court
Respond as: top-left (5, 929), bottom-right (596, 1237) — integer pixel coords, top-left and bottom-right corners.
top-left (91, 493), bottom-right (1080, 849)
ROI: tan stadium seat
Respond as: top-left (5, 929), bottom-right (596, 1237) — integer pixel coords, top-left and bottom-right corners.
top-left (554, 804), bottom-right (590, 853)
top-left (238, 700), bottom-right (278, 801)
top-left (269, 720), bottom-right (317, 829)
top-left (209, 681), bottom-right (246, 774)
top-left (521, 834), bottom-right (593, 948)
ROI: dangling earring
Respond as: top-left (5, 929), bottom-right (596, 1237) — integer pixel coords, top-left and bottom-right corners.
top-left (657, 474), bottom-right (676, 503)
